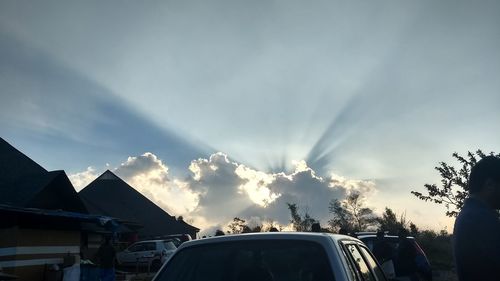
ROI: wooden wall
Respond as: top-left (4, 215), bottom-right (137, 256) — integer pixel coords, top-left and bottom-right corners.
top-left (0, 227), bottom-right (80, 281)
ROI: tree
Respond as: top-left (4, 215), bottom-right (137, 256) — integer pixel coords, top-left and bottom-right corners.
top-left (286, 203), bottom-right (317, 231)
top-left (415, 228), bottom-right (454, 270)
top-left (214, 229), bottom-right (225, 236)
top-left (227, 217), bottom-right (248, 234)
top-left (409, 222), bottom-right (419, 238)
top-left (261, 219), bottom-right (282, 232)
top-left (328, 199), bottom-right (354, 233)
top-left (328, 191), bottom-right (378, 233)
top-left (411, 150), bottom-right (499, 217)
top-left (227, 217), bottom-right (263, 234)
top-left (377, 207), bottom-right (409, 235)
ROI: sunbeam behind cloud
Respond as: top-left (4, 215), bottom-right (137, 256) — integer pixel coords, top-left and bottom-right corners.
top-left (70, 152), bottom-right (378, 231)
top-left (2, 0), bottom-right (500, 234)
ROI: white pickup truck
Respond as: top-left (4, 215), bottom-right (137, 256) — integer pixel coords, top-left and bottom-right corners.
top-left (152, 232), bottom-right (388, 281)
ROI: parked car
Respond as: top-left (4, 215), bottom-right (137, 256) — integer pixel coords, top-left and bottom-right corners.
top-left (152, 232), bottom-right (388, 281)
top-left (356, 233), bottom-right (432, 281)
top-left (116, 240), bottom-right (177, 270)
top-left (157, 233), bottom-right (192, 243)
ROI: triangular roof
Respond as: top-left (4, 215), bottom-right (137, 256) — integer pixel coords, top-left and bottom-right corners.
top-left (25, 170), bottom-right (88, 213)
top-left (0, 137), bottom-right (47, 185)
top-left (0, 170), bottom-right (58, 206)
top-left (0, 137), bottom-right (87, 213)
top-left (79, 170), bottom-right (199, 238)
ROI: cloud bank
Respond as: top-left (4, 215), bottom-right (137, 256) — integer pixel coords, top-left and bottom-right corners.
top-left (71, 152), bottom-right (377, 232)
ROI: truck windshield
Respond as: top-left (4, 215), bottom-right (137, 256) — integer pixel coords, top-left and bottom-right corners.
top-left (155, 239), bottom-right (335, 281)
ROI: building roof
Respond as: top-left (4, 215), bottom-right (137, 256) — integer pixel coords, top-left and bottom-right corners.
top-left (0, 137), bottom-right (47, 182)
top-left (0, 137), bottom-right (87, 213)
top-left (0, 137), bottom-right (49, 204)
top-left (0, 170), bottom-right (58, 206)
top-left (0, 203), bottom-right (131, 233)
top-left (79, 170), bottom-right (199, 238)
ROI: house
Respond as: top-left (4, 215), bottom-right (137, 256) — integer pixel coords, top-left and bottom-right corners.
top-left (79, 170), bottom-right (199, 239)
top-left (0, 204), bottom-right (122, 280)
top-left (0, 137), bottom-right (86, 213)
top-left (0, 137), bottom-right (130, 280)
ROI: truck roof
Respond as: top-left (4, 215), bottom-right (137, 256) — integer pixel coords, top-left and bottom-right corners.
top-left (178, 232), bottom-right (362, 249)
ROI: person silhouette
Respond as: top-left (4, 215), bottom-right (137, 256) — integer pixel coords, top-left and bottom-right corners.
top-left (373, 230), bottom-right (395, 279)
top-left (311, 222), bottom-right (321, 232)
top-left (453, 156), bottom-right (500, 281)
top-left (96, 236), bottom-right (116, 281)
top-left (269, 227), bottom-right (279, 232)
top-left (372, 231), bottom-right (392, 264)
top-left (338, 228), bottom-right (348, 235)
top-left (395, 228), bottom-right (418, 281)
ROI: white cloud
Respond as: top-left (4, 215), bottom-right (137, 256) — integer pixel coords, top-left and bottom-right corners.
top-left (70, 152), bottom-right (378, 232)
top-left (184, 153), bottom-right (377, 230)
top-left (185, 153), bottom-right (253, 226)
top-left (330, 173), bottom-right (377, 197)
top-left (69, 166), bottom-right (98, 191)
top-left (116, 153), bottom-right (169, 183)
top-left (234, 164), bottom-right (280, 207)
top-left (114, 153), bottom-right (199, 216)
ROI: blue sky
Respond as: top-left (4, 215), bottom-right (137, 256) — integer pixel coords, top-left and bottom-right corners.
top-left (1, 0), bottom-right (499, 232)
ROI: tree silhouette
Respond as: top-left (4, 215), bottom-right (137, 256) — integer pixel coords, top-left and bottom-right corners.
top-left (214, 229), bottom-right (225, 236)
top-left (411, 150), bottom-right (499, 217)
top-left (261, 219), bottom-right (282, 232)
top-left (227, 217), bottom-right (248, 234)
top-left (286, 203), bottom-right (317, 231)
top-left (328, 191), bottom-right (378, 233)
top-left (227, 217), bottom-right (263, 233)
top-left (377, 207), bottom-right (409, 235)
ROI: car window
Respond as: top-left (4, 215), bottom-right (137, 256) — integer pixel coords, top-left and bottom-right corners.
top-left (345, 244), bottom-right (376, 281)
top-left (358, 246), bottom-right (385, 281)
top-left (340, 243), bottom-right (358, 281)
top-left (155, 240), bottom-right (335, 281)
top-left (164, 241), bottom-right (177, 250)
top-left (360, 238), bottom-right (398, 259)
top-left (128, 243), bottom-right (144, 252)
top-left (145, 242), bottom-right (156, 251)
top-left (364, 240), bottom-right (374, 250)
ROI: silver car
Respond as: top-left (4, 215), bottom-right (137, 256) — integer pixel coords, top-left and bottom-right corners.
top-left (116, 240), bottom-right (177, 270)
top-left (153, 232), bottom-right (388, 281)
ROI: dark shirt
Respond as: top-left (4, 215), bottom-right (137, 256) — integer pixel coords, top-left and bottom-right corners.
top-left (395, 238), bottom-right (417, 276)
top-left (453, 197), bottom-right (500, 281)
top-left (373, 239), bottom-right (393, 263)
top-left (97, 243), bottom-right (116, 269)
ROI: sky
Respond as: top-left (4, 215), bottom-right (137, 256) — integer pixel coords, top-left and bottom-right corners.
top-left (1, 0), bottom-right (499, 234)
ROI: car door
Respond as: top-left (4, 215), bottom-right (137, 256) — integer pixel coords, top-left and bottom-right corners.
top-left (161, 241), bottom-right (177, 263)
top-left (358, 245), bottom-right (386, 281)
top-left (121, 242), bottom-right (145, 264)
top-left (342, 242), bottom-right (387, 281)
top-left (136, 242), bottom-right (157, 263)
